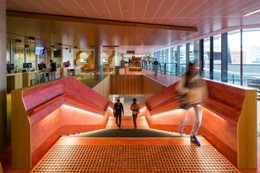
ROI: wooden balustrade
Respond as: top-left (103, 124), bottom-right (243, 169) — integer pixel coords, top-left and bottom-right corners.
top-left (142, 79), bottom-right (257, 169)
top-left (11, 77), bottom-right (111, 169)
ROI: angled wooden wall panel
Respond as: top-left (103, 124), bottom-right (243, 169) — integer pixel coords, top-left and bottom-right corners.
top-left (11, 89), bottom-right (31, 168)
top-left (110, 75), bottom-right (165, 95)
top-left (93, 75), bottom-right (110, 99)
top-left (110, 75), bottom-right (143, 94)
top-left (237, 89), bottom-right (257, 168)
top-left (11, 77), bottom-right (110, 169)
top-left (142, 79), bottom-right (257, 169)
top-left (142, 76), bottom-right (166, 96)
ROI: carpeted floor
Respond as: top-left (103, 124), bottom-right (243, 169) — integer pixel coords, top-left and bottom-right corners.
top-left (68, 129), bottom-right (183, 138)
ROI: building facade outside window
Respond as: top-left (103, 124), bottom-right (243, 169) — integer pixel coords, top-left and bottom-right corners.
top-left (227, 30), bottom-right (241, 85)
top-left (242, 28), bottom-right (260, 89)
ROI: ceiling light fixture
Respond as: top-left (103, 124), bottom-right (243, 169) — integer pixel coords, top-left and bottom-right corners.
top-left (243, 9), bottom-right (260, 17)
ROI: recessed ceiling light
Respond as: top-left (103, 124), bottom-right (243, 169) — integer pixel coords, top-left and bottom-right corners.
top-left (244, 9), bottom-right (260, 17)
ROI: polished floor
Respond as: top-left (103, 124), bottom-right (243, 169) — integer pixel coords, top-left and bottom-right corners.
top-left (30, 116), bottom-right (239, 173)
top-left (31, 139), bottom-right (237, 173)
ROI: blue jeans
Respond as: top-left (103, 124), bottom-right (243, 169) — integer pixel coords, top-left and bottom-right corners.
top-left (50, 71), bottom-right (56, 80)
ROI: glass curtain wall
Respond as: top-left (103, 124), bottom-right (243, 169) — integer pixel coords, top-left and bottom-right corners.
top-left (189, 41), bottom-right (199, 63)
top-left (159, 50), bottom-right (164, 63)
top-left (14, 47), bottom-right (25, 72)
top-left (242, 28), bottom-right (260, 90)
top-left (227, 30), bottom-right (241, 85)
top-left (213, 34), bottom-right (222, 81)
top-left (25, 47), bottom-right (37, 70)
top-left (152, 27), bottom-right (260, 91)
top-left (153, 28), bottom-right (260, 135)
top-left (171, 47), bottom-right (177, 75)
top-left (163, 48), bottom-right (169, 74)
top-left (179, 44), bottom-right (186, 75)
top-left (203, 38), bottom-right (210, 79)
top-left (7, 41), bottom-right (42, 72)
top-left (153, 51), bottom-right (160, 70)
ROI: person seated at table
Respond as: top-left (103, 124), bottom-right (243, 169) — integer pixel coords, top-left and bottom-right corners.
top-left (38, 60), bottom-right (49, 81)
top-left (38, 61), bottom-right (47, 70)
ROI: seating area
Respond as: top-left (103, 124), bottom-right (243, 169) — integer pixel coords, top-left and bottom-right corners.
top-left (81, 64), bottom-right (95, 73)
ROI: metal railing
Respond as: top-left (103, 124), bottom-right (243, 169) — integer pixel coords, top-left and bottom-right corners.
top-left (30, 65), bottom-right (115, 88)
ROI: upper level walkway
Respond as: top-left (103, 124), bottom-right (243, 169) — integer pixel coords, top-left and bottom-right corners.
top-left (123, 67), bottom-right (181, 87)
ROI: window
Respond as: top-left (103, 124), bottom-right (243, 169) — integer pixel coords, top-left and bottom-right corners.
top-left (242, 28), bottom-right (260, 88)
top-left (228, 30), bottom-right (241, 85)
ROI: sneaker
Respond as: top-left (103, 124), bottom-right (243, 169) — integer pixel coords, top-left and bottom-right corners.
top-left (190, 136), bottom-right (201, 146)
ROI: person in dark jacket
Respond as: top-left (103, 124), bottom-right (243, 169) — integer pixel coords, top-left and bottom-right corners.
top-left (49, 60), bottom-right (57, 80)
top-left (153, 59), bottom-right (159, 76)
top-left (113, 99), bottom-right (124, 128)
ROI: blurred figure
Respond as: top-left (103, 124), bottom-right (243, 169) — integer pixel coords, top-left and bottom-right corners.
top-left (113, 99), bottom-right (124, 128)
top-left (49, 60), bottom-right (57, 80)
top-left (38, 60), bottom-right (47, 70)
top-left (153, 58), bottom-right (159, 76)
top-left (38, 60), bottom-right (48, 81)
top-left (130, 98), bottom-right (140, 129)
top-left (64, 60), bottom-right (70, 67)
top-left (143, 59), bottom-right (147, 69)
top-left (175, 61), bottom-right (207, 146)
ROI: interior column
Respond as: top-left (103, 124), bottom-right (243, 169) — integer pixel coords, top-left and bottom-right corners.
top-left (94, 45), bottom-right (104, 79)
top-left (0, 0), bottom-right (7, 154)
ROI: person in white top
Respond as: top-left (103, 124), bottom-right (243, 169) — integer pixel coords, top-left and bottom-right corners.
top-left (175, 61), bottom-right (207, 146)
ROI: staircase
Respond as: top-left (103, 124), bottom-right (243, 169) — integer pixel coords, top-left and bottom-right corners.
top-left (31, 115), bottom-right (239, 172)
top-left (68, 128), bottom-right (181, 138)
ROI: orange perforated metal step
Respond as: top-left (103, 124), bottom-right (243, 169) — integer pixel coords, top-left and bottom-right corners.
top-left (32, 138), bottom-right (239, 173)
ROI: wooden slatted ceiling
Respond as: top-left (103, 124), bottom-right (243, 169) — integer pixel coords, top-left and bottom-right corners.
top-left (133, 0), bottom-right (147, 21)
top-left (7, 0), bottom-right (260, 26)
top-left (104, 0), bottom-right (118, 19)
top-left (6, 0), bottom-right (260, 53)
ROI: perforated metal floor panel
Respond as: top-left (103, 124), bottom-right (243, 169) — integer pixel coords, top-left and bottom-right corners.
top-left (32, 144), bottom-right (238, 173)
